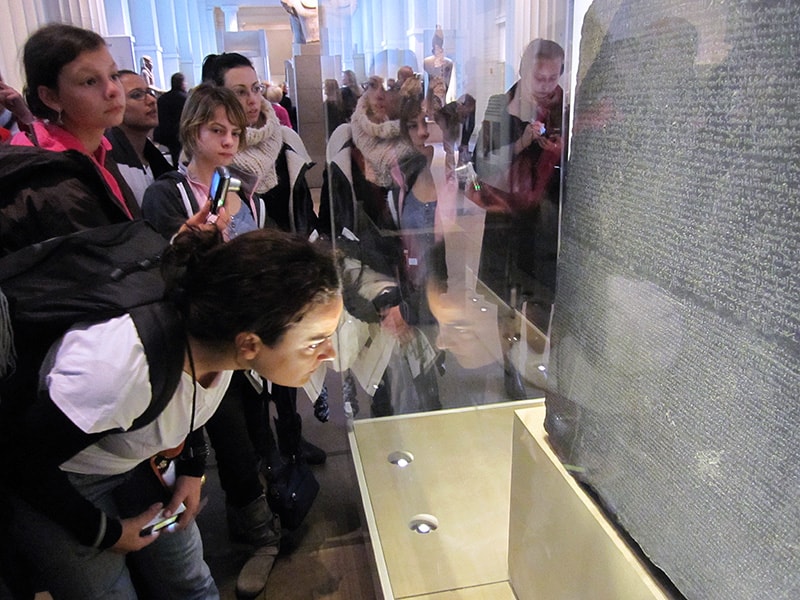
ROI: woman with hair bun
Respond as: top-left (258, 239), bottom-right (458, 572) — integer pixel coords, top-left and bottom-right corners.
top-left (201, 52), bottom-right (317, 236)
top-left (0, 226), bottom-right (342, 599)
top-left (197, 53), bottom-right (325, 597)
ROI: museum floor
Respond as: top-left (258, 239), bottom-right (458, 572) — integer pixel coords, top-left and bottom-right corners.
top-left (199, 372), bottom-right (381, 600)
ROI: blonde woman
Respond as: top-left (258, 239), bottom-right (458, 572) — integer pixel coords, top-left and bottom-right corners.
top-left (142, 83), bottom-right (253, 240)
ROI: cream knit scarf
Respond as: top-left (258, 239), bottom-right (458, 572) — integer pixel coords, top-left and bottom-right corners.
top-left (232, 99), bottom-right (283, 193)
top-left (349, 95), bottom-right (414, 188)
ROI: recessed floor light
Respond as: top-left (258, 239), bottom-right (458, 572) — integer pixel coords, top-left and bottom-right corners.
top-left (388, 450), bottom-right (414, 467)
top-left (409, 514), bottom-right (439, 534)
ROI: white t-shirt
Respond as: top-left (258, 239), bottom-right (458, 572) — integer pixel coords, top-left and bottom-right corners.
top-left (116, 162), bottom-right (154, 207)
top-left (45, 314), bottom-right (232, 475)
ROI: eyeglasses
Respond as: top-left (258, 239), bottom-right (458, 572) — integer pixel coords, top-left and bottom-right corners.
top-left (232, 84), bottom-right (266, 99)
top-left (127, 88), bottom-right (157, 101)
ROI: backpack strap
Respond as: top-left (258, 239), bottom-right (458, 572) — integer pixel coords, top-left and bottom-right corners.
top-left (176, 180), bottom-right (195, 219)
top-left (254, 196), bottom-right (267, 229)
top-left (128, 302), bottom-right (185, 431)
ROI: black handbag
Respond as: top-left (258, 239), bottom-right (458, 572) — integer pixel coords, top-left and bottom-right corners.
top-left (265, 457), bottom-right (319, 531)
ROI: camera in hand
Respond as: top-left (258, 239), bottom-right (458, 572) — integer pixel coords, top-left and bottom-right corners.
top-left (209, 166), bottom-right (242, 214)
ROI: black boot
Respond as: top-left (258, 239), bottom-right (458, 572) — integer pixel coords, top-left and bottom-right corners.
top-left (504, 356), bottom-right (528, 400)
top-left (226, 494), bottom-right (280, 547)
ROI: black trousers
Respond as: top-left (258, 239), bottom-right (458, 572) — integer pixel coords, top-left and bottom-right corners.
top-left (204, 371), bottom-right (299, 508)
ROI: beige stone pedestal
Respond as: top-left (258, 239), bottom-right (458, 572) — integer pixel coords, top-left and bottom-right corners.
top-left (349, 401), bottom-right (675, 599)
top-left (289, 44), bottom-right (340, 188)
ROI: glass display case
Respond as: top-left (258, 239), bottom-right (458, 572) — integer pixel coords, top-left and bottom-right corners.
top-left (300, 3), bottom-right (577, 596)
top-left (2, 1), bottom-right (794, 598)
top-left (304, 1), bottom-right (798, 598)
top-left (307, 0), bottom-right (571, 422)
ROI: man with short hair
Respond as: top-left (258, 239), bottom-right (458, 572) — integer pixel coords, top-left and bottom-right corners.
top-left (105, 70), bottom-right (174, 206)
top-left (395, 65), bottom-right (415, 88)
top-left (154, 72), bottom-right (188, 166)
top-left (386, 64), bottom-right (417, 116)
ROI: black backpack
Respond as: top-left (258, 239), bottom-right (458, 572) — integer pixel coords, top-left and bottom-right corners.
top-left (0, 220), bottom-right (185, 429)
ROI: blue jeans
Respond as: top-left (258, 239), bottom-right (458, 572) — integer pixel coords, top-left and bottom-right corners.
top-left (6, 470), bottom-right (218, 600)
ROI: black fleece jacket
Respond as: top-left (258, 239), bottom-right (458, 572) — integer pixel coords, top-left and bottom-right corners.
top-left (0, 144), bottom-right (140, 257)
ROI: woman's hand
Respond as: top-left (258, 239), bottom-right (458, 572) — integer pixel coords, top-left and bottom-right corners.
top-left (0, 77), bottom-right (34, 126)
top-left (538, 132), bottom-right (563, 154)
top-left (516, 120), bottom-right (545, 154)
top-left (176, 201), bottom-right (230, 237)
top-left (167, 474), bottom-right (205, 531)
top-left (111, 503), bottom-right (166, 553)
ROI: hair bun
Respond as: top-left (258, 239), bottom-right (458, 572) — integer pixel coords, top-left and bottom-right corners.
top-left (399, 76), bottom-right (423, 100)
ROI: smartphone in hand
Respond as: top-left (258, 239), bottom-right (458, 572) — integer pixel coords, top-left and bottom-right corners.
top-left (140, 503), bottom-right (186, 537)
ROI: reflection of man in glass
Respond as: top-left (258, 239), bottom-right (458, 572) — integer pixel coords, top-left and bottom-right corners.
top-left (427, 252), bottom-right (544, 403)
top-left (424, 238), bottom-right (520, 407)
top-left (423, 240), bottom-right (503, 371)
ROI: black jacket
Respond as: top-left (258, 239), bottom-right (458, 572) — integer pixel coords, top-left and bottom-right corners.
top-left (0, 144), bottom-right (139, 257)
top-left (106, 127), bottom-right (174, 180)
top-left (153, 89), bottom-right (187, 149)
top-left (142, 168), bottom-right (270, 239)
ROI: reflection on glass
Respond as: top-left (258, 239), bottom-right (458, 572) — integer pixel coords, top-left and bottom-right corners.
top-left (313, 2), bottom-right (568, 419)
top-left (426, 283), bottom-right (504, 372)
top-left (472, 39), bottom-right (566, 335)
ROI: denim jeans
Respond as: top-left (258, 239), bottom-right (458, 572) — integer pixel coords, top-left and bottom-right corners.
top-left (5, 469), bottom-right (218, 600)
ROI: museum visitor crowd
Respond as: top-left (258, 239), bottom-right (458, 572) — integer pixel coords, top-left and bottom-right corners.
top-left (0, 21), bottom-right (565, 599)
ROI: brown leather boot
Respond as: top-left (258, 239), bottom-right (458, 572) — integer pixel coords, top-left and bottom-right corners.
top-left (226, 494), bottom-right (281, 547)
top-left (226, 495), bottom-right (282, 597)
top-left (236, 544), bottom-right (279, 598)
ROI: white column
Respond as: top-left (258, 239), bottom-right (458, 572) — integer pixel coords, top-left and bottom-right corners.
top-left (54, 0), bottom-right (109, 34)
top-left (0, 0), bottom-right (45, 90)
top-left (103, 0), bottom-right (132, 35)
top-left (173, 0), bottom-right (196, 86)
top-left (406, 0), bottom-right (425, 72)
top-left (128, 0), bottom-right (164, 87)
top-left (381, 3), bottom-right (406, 51)
top-left (202, 7), bottom-right (219, 58)
top-left (154, 0), bottom-right (181, 80)
top-left (1, 0), bottom-right (106, 90)
top-left (186, 0), bottom-right (207, 84)
top-left (219, 4), bottom-right (239, 32)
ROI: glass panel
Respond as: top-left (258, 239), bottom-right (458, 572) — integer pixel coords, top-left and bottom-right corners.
top-left (314, 1), bottom-right (572, 419)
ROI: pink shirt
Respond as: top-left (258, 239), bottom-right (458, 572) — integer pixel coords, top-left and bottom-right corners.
top-left (273, 103), bottom-right (293, 128)
top-left (179, 163), bottom-right (211, 207)
top-left (12, 121), bottom-right (133, 220)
